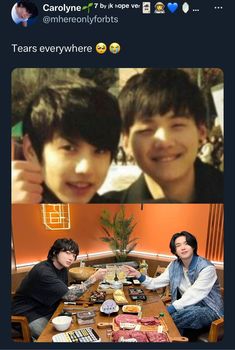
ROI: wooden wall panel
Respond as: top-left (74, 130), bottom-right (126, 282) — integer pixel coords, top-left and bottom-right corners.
top-left (206, 204), bottom-right (224, 261)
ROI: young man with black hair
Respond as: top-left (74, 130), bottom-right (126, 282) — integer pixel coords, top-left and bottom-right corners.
top-left (11, 1), bottom-right (38, 27)
top-left (105, 68), bottom-right (223, 203)
top-left (12, 81), bottom-right (121, 203)
top-left (124, 231), bottom-right (224, 336)
top-left (12, 238), bottom-right (106, 339)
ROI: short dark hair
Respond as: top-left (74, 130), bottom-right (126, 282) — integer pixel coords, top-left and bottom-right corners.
top-left (169, 231), bottom-right (198, 256)
top-left (17, 1), bottom-right (38, 18)
top-left (119, 68), bottom-right (207, 133)
top-left (23, 81), bottom-right (121, 162)
top-left (47, 238), bottom-right (79, 261)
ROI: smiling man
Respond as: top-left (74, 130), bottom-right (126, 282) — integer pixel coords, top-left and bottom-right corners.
top-left (11, 1), bottom-right (38, 27)
top-left (105, 68), bottom-right (223, 203)
top-left (124, 231), bottom-right (224, 339)
top-left (12, 80), bottom-right (121, 203)
top-left (12, 238), bottom-right (106, 339)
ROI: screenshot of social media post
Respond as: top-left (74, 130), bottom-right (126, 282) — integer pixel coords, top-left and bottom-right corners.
top-left (10, 67), bottom-right (224, 347)
top-left (3, 0), bottom-right (235, 348)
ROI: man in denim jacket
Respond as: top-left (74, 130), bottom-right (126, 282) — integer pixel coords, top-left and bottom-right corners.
top-left (124, 231), bottom-right (223, 336)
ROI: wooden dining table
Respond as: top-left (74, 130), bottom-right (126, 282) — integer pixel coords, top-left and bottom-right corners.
top-left (37, 283), bottom-right (182, 343)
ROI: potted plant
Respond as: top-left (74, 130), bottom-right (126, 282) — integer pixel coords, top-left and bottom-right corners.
top-left (99, 206), bottom-right (138, 262)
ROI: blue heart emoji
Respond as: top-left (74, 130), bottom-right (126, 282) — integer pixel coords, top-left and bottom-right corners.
top-left (167, 2), bottom-right (178, 13)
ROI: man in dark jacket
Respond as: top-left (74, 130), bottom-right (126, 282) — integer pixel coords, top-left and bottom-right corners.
top-left (104, 69), bottom-right (223, 203)
top-left (12, 238), bottom-right (106, 339)
top-left (12, 81), bottom-right (121, 204)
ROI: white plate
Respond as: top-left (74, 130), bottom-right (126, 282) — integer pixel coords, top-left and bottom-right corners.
top-left (100, 299), bottom-right (119, 314)
top-left (100, 304), bottom-right (119, 314)
top-left (99, 283), bottom-right (111, 290)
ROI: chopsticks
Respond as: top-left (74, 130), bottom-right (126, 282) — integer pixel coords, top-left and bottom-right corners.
top-left (63, 306), bottom-right (99, 313)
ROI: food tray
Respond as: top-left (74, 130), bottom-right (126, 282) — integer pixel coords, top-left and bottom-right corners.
top-left (128, 288), bottom-right (147, 301)
top-left (97, 285), bottom-right (115, 295)
top-left (113, 290), bottom-right (128, 305)
top-left (112, 329), bottom-right (188, 342)
top-left (97, 316), bottom-right (172, 334)
top-left (89, 291), bottom-right (106, 303)
top-left (98, 315), bottom-right (188, 342)
top-left (122, 305), bottom-right (141, 314)
top-left (77, 311), bottom-right (96, 320)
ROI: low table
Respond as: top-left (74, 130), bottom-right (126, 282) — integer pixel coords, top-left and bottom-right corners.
top-left (37, 283), bottom-right (181, 342)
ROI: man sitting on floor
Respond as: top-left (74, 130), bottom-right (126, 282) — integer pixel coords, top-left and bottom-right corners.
top-left (12, 238), bottom-right (106, 339)
top-left (124, 231), bottom-right (224, 338)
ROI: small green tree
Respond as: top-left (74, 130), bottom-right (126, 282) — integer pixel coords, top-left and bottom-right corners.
top-left (100, 206), bottom-right (138, 262)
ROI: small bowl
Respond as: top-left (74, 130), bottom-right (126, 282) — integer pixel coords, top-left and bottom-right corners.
top-left (58, 311), bottom-right (73, 317)
top-left (99, 282), bottom-right (110, 290)
top-left (52, 315), bottom-right (72, 331)
top-left (111, 281), bottom-right (123, 290)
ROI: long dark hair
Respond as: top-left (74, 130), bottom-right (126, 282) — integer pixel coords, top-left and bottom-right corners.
top-left (47, 238), bottom-right (79, 261)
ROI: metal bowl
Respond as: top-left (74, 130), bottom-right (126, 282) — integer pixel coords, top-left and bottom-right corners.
top-left (69, 267), bottom-right (95, 281)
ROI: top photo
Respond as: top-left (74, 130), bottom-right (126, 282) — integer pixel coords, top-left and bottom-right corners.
top-left (11, 68), bottom-right (224, 204)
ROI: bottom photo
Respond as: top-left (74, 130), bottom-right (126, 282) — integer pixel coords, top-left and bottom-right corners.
top-left (11, 203), bottom-right (224, 343)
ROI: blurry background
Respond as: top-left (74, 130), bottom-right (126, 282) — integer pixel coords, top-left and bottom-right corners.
top-left (11, 68), bottom-right (224, 192)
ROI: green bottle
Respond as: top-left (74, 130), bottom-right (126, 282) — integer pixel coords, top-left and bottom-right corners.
top-left (139, 259), bottom-right (148, 275)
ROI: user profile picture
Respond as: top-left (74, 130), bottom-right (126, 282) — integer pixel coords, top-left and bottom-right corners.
top-left (11, 1), bottom-right (38, 27)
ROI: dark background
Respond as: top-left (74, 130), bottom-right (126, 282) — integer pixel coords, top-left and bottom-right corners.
top-left (1, 0), bottom-right (234, 349)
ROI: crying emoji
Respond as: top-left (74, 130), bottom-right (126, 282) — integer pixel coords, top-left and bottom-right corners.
top-left (109, 42), bottom-right (120, 54)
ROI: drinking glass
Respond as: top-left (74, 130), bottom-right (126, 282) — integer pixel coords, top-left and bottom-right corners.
top-left (135, 299), bottom-right (143, 309)
top-left (105, 265), bottom-right (116, 283)
top-left (116, 266), bottom-right (127, 282)
top-left (106, 328), bottom-right (113, 342)
top-left (135, 299), bottom-right (143, 320)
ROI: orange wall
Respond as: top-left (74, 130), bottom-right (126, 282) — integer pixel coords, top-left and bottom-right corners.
top-left (12, 204), bottom-right (210, 265)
